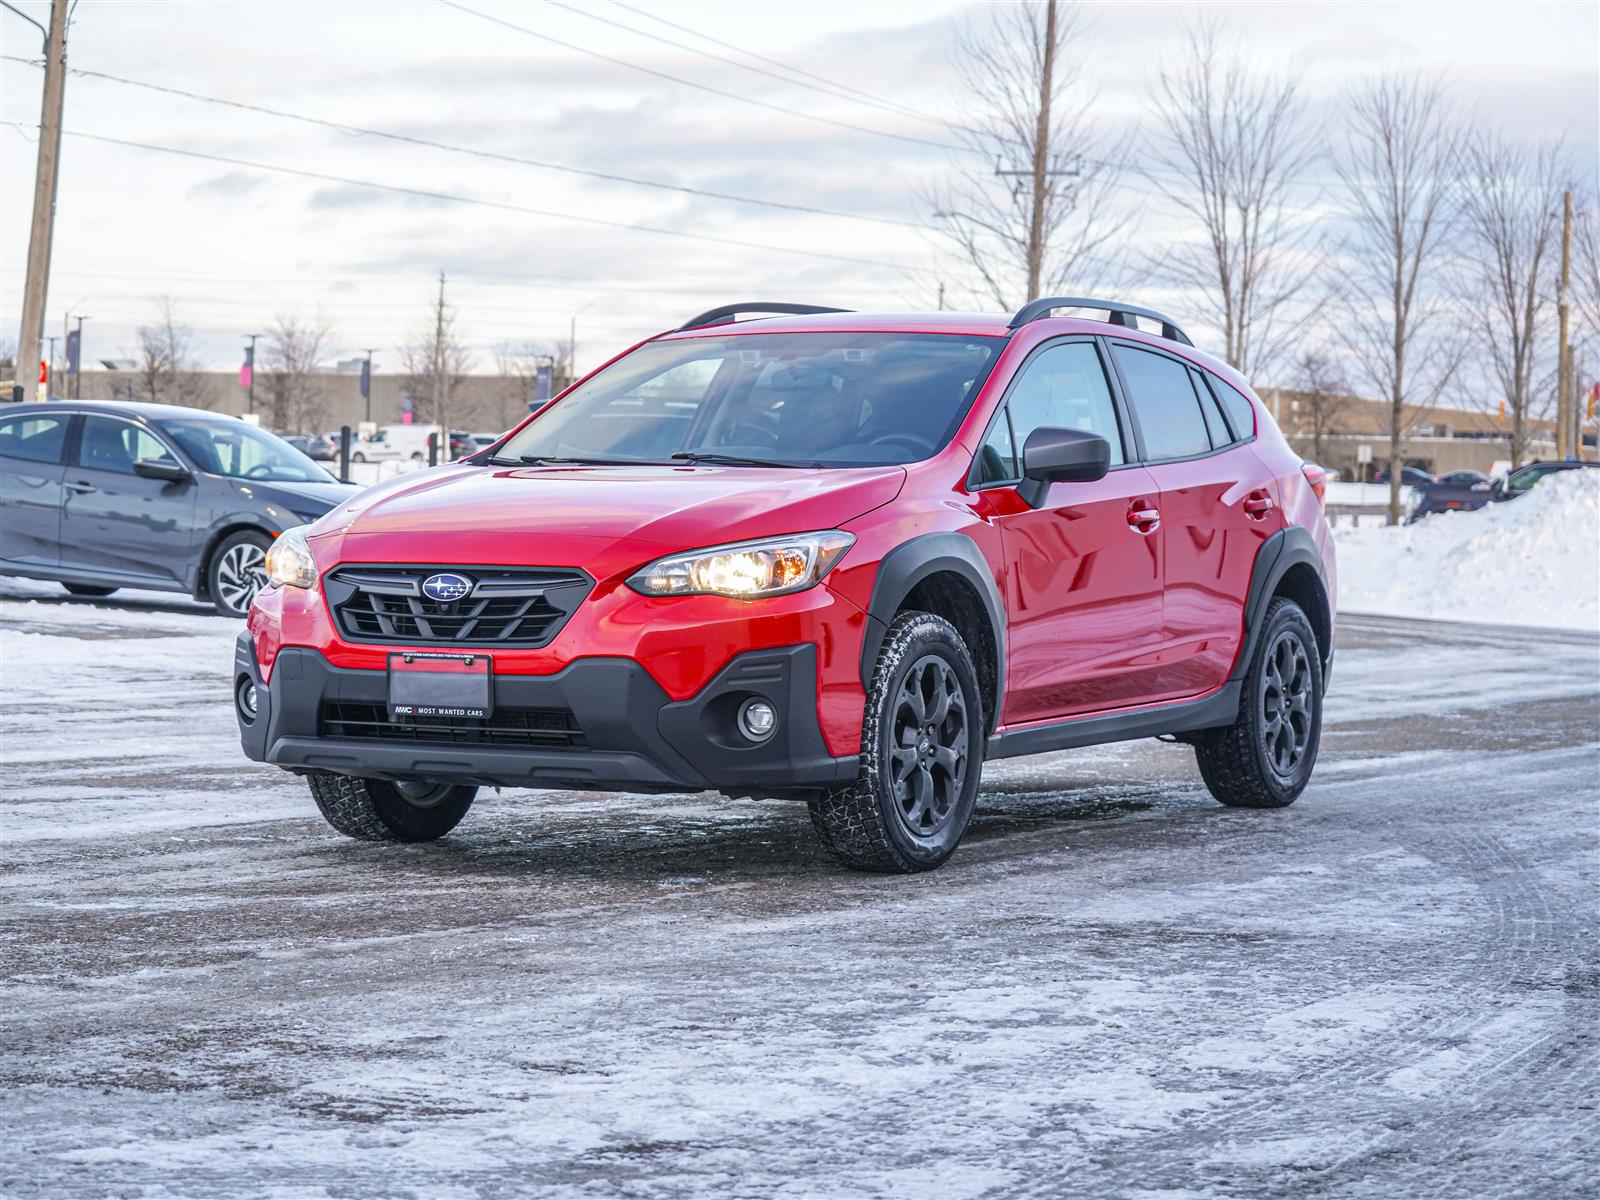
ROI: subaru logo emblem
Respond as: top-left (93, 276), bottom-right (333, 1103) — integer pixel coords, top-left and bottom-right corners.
top-left (421, 572), bottom-right (472, 603)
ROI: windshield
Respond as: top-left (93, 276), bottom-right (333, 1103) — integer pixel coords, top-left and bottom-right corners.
top-left (159, 418), bottom-right (335, 483)
top-left (497, 332), bottom-right (1004, 467)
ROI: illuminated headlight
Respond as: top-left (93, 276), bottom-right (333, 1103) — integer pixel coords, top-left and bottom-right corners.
top-left (627, 531), bottom-right (855, 599)
top-left (264, 525), bottom-right (318, 590)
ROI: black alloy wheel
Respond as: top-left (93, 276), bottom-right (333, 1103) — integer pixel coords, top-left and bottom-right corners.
top-left (886, 654), bottom-right (970, 839)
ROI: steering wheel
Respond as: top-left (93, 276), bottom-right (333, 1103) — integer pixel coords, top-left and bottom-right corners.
top-left (243, 463), bottom-right (276, 480)
top-left (867, 431), bottom-right (933, 456)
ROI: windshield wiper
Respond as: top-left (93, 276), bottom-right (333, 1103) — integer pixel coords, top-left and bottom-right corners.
top-left (670, 451), bottom-right (816, 469)
top-left (517, 454), bottom-right (647, 466)
top-left (485, 455), bottom-right (523, 466)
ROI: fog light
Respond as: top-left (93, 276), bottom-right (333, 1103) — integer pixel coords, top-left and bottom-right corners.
top-left (737, 698), bottom-right (776, 742)
top-left (236, 677), bottom-right (259, 722)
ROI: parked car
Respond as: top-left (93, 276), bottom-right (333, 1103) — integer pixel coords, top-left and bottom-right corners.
top-left (1373, 466), bottom-right (1434, 488)
top-left (470, 431), bottom-right (502, 450)
top-left (280, 433), bottom-right (336, 461)
top-left (350, 423), bottom-right (440, 463)
top-left (237, 298), bottom-right (1335, 872)
top-left (1406, 469), bottom-right (1494, 522)
top-left (0, 401), bottom-right (357, 615)
top-left (1493, 459), bottom-right (1598, 500)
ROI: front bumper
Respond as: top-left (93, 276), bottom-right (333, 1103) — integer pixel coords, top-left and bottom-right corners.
top-left (235, 632), bottom-right (856, 796)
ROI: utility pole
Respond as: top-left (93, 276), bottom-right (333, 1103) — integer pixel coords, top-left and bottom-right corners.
top-left (432, 272), bottom-right (449, 436)
top-left (15, 0), bottom-right (69, 397)
top-left (1557, 190), bottom-right (1572, 460)
top-left (936, 281), bottom-right (947, 311)
top-left (1025, 0), bottom-right (1057, 303)
top-left (361, 349), bottom-right (377, 426)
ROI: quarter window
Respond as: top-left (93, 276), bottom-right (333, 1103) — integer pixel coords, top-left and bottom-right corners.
top-left (974, 409), bottom-right (1017, 484)
top-left (1189, 368), bottom-right (1232, 448)
top-left (1004, 341), bottom-right (1125, 468)
top-left (1112, 345), bottom-right (1210, 461)
top-left (0, 413), bottom-right (69, 464)
top-left (77, 416), bottom-right (178, 474)
top-left (1209, 375), bottom-right (1256, 440)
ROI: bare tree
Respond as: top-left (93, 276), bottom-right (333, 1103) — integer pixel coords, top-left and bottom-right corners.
top-left (134, 298), bottom-right (212, 409)
top-left (1290, 350), bottom-right (1351, 466)
top-left (1333, 75), bottom-right (1465, 524)
top-left (1145, 20), bottom-right (1320, 376)
top-left (402, 272), bottom-right (473, 438)
top-left (491, 341), bottom-right (564, 430)
top-left (0, 337), bottom-right (14, 374)
top-left (1458, 134), bottom-right (1564, 470)
top-left (928, 0), bottom-right (1126, 309)
top-left (261, 311), bottom-right (334, 433)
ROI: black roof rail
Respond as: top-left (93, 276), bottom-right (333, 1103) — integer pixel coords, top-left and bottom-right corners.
top-left (676, 302), bottom-right (852, 332)
top-left (1009, 296), bottom-right (1194, 346)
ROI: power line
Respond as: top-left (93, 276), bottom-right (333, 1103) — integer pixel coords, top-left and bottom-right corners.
top-left (0, 121), bottom-right (910, 272)
top-left (555, 0), bottom-right (991, 141)
top-left (437, 0), bottom-right (965, 155)
top-left (0, 53), bottom-right (927, 231)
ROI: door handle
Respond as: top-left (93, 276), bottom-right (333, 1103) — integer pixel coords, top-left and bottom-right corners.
top-left (64, 481), bottom-right (97, 495)
top-left (1127, 505), bottom-right (1161, 533)
top-left (1243, 491), bottom-right (1276, 518)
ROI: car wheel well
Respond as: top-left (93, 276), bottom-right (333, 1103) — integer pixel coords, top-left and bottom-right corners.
top-left (1271, 561), bottom-right (1331, 671)
top-left (196, 523), bottom-right (272, 600)
top-left (899, 571), bottom-right (1000, 734)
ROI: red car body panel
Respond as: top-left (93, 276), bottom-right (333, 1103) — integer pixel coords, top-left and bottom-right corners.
top-left (247, 311), bottom-right (1334, 776)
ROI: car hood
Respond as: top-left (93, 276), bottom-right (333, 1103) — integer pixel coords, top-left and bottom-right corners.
top-left (309, 462), bottom-right (905, 573)
top-left (233, 477), bottom-right (359, 516)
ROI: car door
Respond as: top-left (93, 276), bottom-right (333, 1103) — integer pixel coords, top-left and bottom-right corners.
top-left (971, 337), bottom-right (1167, 724)
top-left (1108, 342), bottom-right (1278, 699)
top-left (0, 409), bottom-right (73, 566)
top-left (57, 414), bottom-right (199, 586)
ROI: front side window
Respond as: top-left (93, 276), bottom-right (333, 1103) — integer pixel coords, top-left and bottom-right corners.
top-left (0, 413), bottom-right (69, 464)
top-left (1113, 345), bottom-right (1211, 461)
top-left (160, 418), bottom-right (333, 482)
top-left (498, 332), bottom-right (1003, 468)
top-left (77, 416), bottom-right (178, 474)
top-left (1003, 341), bottom-right (1125, 468)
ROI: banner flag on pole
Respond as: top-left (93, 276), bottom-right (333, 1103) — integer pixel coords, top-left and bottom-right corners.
top-left (359, 357), bottom-right (371, 400)
top-left (239, 345), bottom-right (254, 390)
top-left (65, 330), bottom-right (80, 376)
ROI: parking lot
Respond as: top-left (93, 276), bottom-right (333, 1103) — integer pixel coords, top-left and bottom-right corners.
top-left (2, 577), bottom-right (1596, 1199)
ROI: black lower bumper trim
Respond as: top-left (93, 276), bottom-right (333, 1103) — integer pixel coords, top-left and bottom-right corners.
top-left (235, 634), bottom-right (856, 795)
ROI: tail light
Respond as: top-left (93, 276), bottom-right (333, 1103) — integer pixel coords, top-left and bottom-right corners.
top-left (1301, 462), bottom-right (1328, 505)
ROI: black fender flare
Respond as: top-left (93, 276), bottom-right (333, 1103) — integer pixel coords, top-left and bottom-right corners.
top-left (859, 532), bottom-right (1006, 731)
top-left (1232, 525), bottom-right (1332, 684)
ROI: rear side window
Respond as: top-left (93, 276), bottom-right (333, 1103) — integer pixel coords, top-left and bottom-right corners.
top-left (1189, 368), bottom-right (1232, 448)
top-left (1204, 373), bottom-right (1256, 440)
top-left (1112, 345), bottom-right (1210, 461)
top-left (0, 413), bottom-right (69, 464)
top-left (77, 416), bottom-right (177, 474)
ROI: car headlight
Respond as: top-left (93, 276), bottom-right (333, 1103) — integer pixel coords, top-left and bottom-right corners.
top-left (627, 531), bottom-right (855, 599)
top-left (264, 525), bottom-right (318, 590)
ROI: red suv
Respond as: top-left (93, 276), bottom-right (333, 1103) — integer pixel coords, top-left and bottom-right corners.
top-left (237, 298), bottom-right (1335, 872)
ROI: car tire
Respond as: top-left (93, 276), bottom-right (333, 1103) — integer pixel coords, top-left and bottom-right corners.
top-left (411, 451), bottom-right (425, 462)
top-left (208, 529), bottom-right (272, 617)
top-left (807, 611), bottom-right (985, 873)
top-left (1194, 597), bottom-right (1324, 808)
top-left (351, 451), bottom-right (366, 463)
top-left (62, 583), bottom-right (118, 597)
top-left (307, 772), bottom-right (477, 842)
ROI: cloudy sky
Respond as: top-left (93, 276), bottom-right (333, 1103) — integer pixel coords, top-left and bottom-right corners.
top-left (2, 0), bottom-right (1596, 379)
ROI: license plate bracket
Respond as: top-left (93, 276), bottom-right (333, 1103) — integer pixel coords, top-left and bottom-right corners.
top-left (387, 652), bottom-right (493, 720)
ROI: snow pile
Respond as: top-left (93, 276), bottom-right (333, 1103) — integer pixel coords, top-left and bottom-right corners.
top-left (1334, 467), bottom-right (1600, 631)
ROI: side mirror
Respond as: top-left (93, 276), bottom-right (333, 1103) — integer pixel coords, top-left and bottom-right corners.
top-left (1016, 426), bottom-right (1110, 508)
top-left (133, 458), bottom-right (192, 484)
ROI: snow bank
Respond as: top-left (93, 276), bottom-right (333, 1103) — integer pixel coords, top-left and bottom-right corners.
top-left (1333, 468), bottom-right (1600, 631)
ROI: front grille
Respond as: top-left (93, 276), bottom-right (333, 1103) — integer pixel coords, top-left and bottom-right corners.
top-left (320, 702), bottom-right (587, 749)
top-left (325, 565), bottom-right (592, 646)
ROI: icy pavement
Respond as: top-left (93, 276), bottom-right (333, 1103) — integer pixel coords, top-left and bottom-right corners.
top-left (2, 583), bottom-right (1597, 1199)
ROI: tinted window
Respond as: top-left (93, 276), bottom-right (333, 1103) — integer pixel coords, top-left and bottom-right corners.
top-left (501, 332), bottom-right (1003, 467)
top-left (1004, 341), bottom-right (1125, 467)
top-left (1113, 345), bottom-right (1210, 460)
top-left (1208, 374), bottom-right (1256, 440)
top-left (160, 418), bottom-right (331, 483)
top-left (974, 409), bottom-right (1017, 484)
top-left (77, 416), bottom-right (177, 474)
top-left (1189, 368), bottom-right (1232, 447)
top-left (0, 413), bottom-right (69, 464)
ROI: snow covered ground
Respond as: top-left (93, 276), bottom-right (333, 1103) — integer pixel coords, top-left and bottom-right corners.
top-left (1, 578), bottom-right (1596, 1198)
top-left (1335, 468), bottom-right (1600, 631)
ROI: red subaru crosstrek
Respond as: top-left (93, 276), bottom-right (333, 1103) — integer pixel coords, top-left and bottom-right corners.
top-left (237, 299), bottom-right (1335, 872)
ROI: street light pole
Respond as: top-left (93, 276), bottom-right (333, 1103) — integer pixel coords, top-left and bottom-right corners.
top-left (361, 348), bottom-right (377, 425)
top-left (70, 312), bottom-right (88, 399)
top-left (244, 333), bottom-right (260, 416)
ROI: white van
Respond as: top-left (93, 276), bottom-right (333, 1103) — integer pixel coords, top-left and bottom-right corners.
top-left (350, 423), bottom-right (441, 463)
